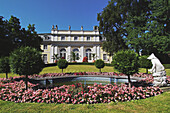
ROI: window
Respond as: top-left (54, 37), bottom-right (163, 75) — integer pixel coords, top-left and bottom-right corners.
top-left (42, 54), bottom-right (47, 64)
top-left (103, 54), bottom-right (107, 61)
top-left (86, 49), bottom-right (92, 60)
top-left (43, 45), bottom-right (47, 50)
top-left (73, 48), bottom-right (79, 60)
top-left (61, 36), bottom-right (65, 40)
top-left (60, 48), bottom-right (66, 59)
top-left (44, 36), bottom-right (50, 40)
top-left (87, 36), bottom-right (90, 41)
top-left (74, 36), bottom-right (78, 41)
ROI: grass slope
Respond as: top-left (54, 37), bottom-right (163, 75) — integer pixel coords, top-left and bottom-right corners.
top-left (0, 92), bottom-right (169, 113)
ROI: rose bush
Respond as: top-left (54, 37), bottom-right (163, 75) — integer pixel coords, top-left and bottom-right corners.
top-left (0, 77), bottom-right (163, 104)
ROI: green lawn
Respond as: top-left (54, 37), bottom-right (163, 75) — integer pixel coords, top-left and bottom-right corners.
top-left (0, 91), bottom-right (169, 113)
top-left (0, 65), bottom-right (170, 78)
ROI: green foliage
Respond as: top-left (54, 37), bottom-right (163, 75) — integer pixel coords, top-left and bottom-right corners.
top-left (98, 0), bottom-right (169, 63)
top-left (112, 50), bottom-right (139, 76)
top-left (57, 59), bottom-right (68, 73)
top-left (138, 55), bottom-right (152, 73)
top-left (97, 0), bottom-right (128, 55)
top-left (71, 52), bottom-right (76, 61)
top-left (10, 47), bottom-right (44, 75)
top-left (0, 57), bottom-right (10, 78)
top-left (94, 59), bottom-right (105, 72)
top-left (10, 47), bottom-right (44, 89)
top-left (0, 16), bottom-right (42, 57)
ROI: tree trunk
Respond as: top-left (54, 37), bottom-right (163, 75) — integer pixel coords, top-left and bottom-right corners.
top-left (6, 72), bottom-right (8, 79)
top-left (128, 75), bottom-right (131, 88)
top-left (99, 69), bottom-right (101, 73)
top-left (25, 75), bottom-right (28, 90)
top-left (146, 68), bottom-right (148, 74)
top-left (62, 69), bottom-right (63, 73)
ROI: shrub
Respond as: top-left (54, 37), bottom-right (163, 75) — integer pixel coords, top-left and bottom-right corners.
top-left (57, 59), bottom-right (68, 73)
top-left (82, 57), bottom-right (88, 62)
top-left (112, 50), bottom-right (139, 87)
top-left (0, 57), bottom-right (10, 79)
top-left (94, 59), bottom-right (105, 72)
top-left (10, 47), bottom-right (44, 90)
top-left (138, 55), bottom-right (152, 73)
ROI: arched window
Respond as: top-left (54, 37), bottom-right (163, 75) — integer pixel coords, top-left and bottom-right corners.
top-left (60, 48), bottom-right (66, 59)
top-left (86, 49), bottom-right (92, 60)
top-left (73, 48), bottom-right (79, 60)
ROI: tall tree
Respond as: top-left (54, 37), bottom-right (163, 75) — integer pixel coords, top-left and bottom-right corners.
top-left (98, 0), bottom-right (169, 63)
top-left (0, 57), bottom-right (10, 79)
top-left (0, 16), bottom-right (42, 57)
top-left (0, 16), bottom-right (14, 56)
top-left (97, 0), bottom-right (128, 55)
top-left (124, 0), bottom-right (169, 62)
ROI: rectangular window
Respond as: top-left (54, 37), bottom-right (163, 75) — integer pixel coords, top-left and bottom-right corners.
top-left (87, 36), bottom-right (90, 41)
top-left (43, 54), bottom-right (47, 64)
top-left (61, 36), bottom-right (65, 40)
top-left (43, 45), bottom-right (47, 50)
top-left (103, 54), bottom-right (107, 61)
top-left (74, 36), bottom-right (78, 41)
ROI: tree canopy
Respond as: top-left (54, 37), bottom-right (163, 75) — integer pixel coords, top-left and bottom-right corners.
top-left (112, 50), bottom-right (139, 87)
top-left (94, 59), bottom-right (105, 73)
top-left (98, 0), bottom-right (169, 63)
top-left (10, 46), bottom-right (44, 89)
top-left (0, 16), bottom-right (42, 57)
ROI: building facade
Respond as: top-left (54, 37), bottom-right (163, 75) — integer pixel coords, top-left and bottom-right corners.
top-left (39, 25), bottom-right (111, 64)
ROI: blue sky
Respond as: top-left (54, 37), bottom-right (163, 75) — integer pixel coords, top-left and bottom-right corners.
top-left (0, 0), bottom-right (109, 33)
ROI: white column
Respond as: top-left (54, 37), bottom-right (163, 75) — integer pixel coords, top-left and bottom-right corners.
top-left (97, 46), bottom-right (100, 59)
top-left (54, 46), bottom-right (58, 55)
top-left (80, 46), bottom-right (84, 62)
top-left (50, 45), bottom-right (54, 63)
top-left (81, 36), bottom-right (84, 41)
top-left (67, 46), bottom-right (71, 62)
top-left (68, 36), bottom-right (71, 41)
top-left (51, 35), bottom-right (53, 41)
top-left (93, 46), bottom-right (97, 60)
top-left (54, 36), bottom-right (58, 41)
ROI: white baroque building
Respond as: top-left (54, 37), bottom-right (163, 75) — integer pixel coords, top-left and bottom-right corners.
top-left (39, 25), bottom-right (111, 64)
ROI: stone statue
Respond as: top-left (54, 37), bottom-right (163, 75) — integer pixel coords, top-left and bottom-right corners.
top-left (147, 53), bottom-right (167, 86)
top-left (69, 25), bottom-right (71, 30)
top-left (52, 25), bottom-right (54, 29)
top-left (56, 25), bottom-right (58, 30)
top-left (81, 26), bottom-right (83, 30)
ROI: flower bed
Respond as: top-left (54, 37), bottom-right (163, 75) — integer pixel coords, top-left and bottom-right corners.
top-left (0, 77), bottom-right (163, 104)
top-left (29, 72), bottom-right (155, 84)
top-left (29, 72), bottom-right (152, 78)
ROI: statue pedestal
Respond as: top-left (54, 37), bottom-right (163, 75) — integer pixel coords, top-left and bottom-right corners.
top-left (153, 71), bottom-right (167, 87)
